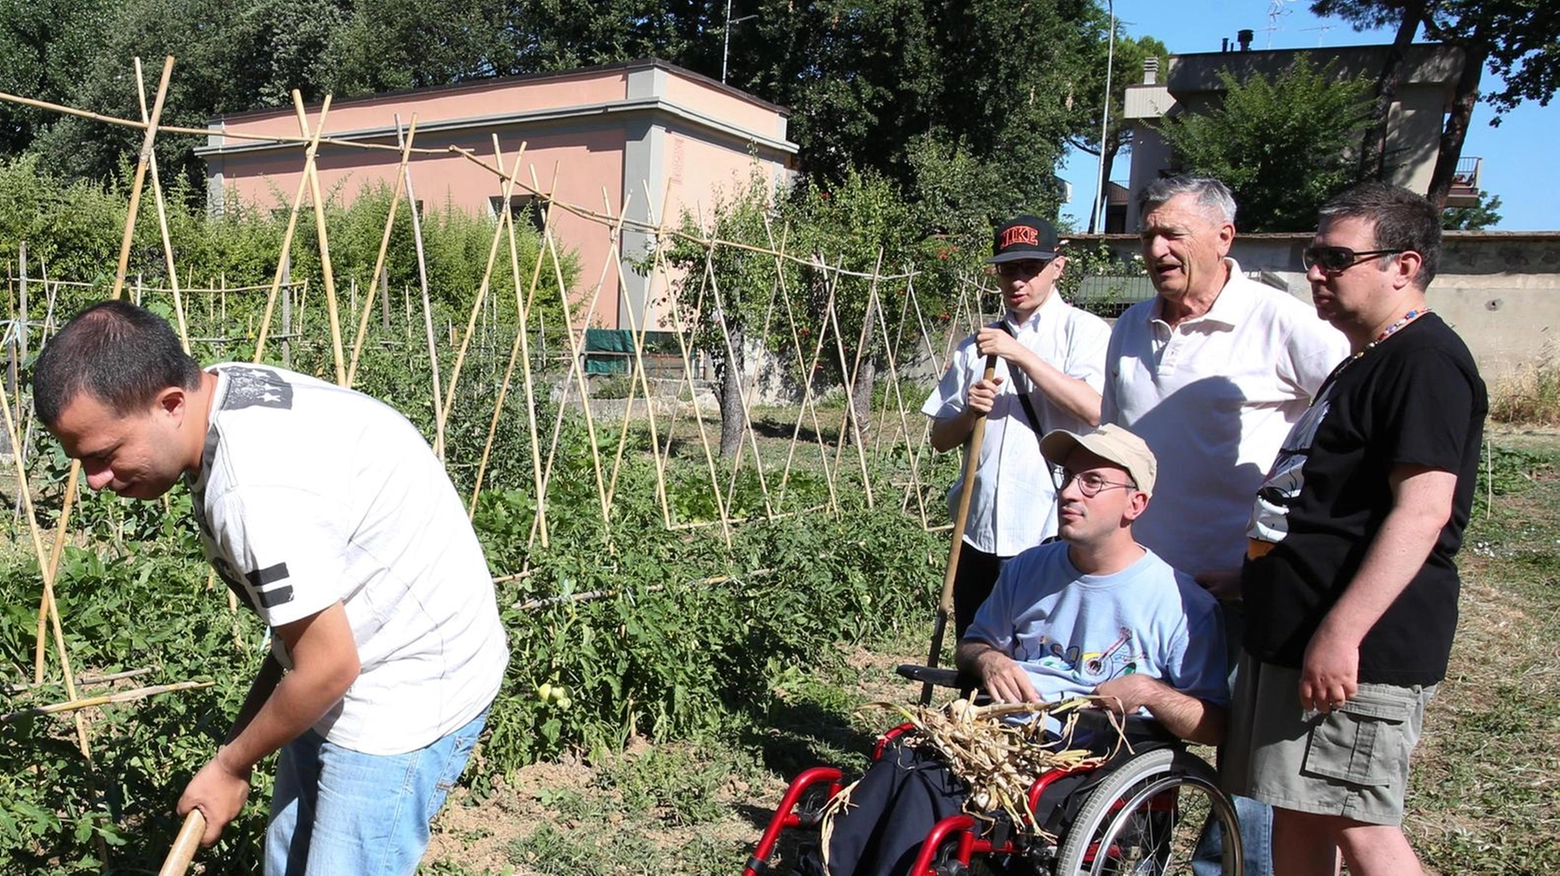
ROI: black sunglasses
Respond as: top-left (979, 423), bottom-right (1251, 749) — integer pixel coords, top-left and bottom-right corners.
top-left (996, 259), bottom-right (1052, 279)
top-left (1302, 245), bottom-right (1405, 274)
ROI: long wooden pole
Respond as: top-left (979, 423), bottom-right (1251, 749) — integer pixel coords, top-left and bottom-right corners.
top-left (254, 96), bottom-right (332, 363)
top-left (292, 91), bottom-right (347, 386)
top-left (133, 57), bottom-right (190, 351)
top-left (346, 116), bottom-right (418, 386)
top-left (920, 351), bottom-right (998, 705)
top-left (158, 810), bottom-right (205, 876)
top-left (396, 115), bottom-right (446, 460)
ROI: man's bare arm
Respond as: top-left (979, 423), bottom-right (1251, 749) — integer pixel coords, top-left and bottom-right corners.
top-left (974, 328), bottom-right (1102, 425)
top-left (955, 639), bottom-right (1040, 703)
top-left (1300, 464), bottom-right (1456, 713)
top-left (177, 601), bottom-right (361, 844)
top-left (928, 376), bottom-right (1003, 452)
top-left (1094, 674), bottom-right (1226, 745)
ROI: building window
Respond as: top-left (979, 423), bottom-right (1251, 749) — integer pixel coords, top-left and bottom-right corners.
top-left (490, 195), bottom-right (547, 234)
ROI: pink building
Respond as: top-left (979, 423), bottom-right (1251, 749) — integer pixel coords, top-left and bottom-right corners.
top-left (198, 59), bottom-right (798, 329)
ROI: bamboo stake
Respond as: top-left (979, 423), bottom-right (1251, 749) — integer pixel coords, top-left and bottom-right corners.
top-left (396, 115), bottom-right (445, 460)
top-left (825, 258), bottom-right (876, 507)
top-left (29, 54), bottom-right (171, 690)
top-left (655, 209), bottom-right (732, 546)
top-left (705, 253), bottom-right (775, 519)
top-left (0, 87), bottom-right (440, 155)
top-left (254, 96), bottom-right (332, 364)
top-left (2, 681), bottom-right (213, 723)
top-left (603, 183), bottom-right (670, 526)
top-left (438, 140), bottom-right (528, 429)
top-left (466, 139), bottom-right (534, 516)
top-left (34, 467), bottom-right (77, 684)
top-left (496, 144), bottom-right (550, 545)
top-left (2, 667), bottom-right (153, 694)
top-left (768, 222), bottom-right (840, 517)
top-left (344, 112), bottom-right (416, 385)
top-left (132, 57), bottom-right (190, 352)
top-left (535, 165), bottom-right (613, 534)
top-left (877, 273), bottom-right (932, 528)
top-left (292, 91), bottom-right (347, 386)
top-left (0, 382), bottom-right (91, 762)
top-left (109, 56), bottom-right (174, 303)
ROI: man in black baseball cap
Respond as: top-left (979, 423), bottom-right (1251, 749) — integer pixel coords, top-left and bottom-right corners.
top-left (920, 213), bottom-right (1111, 636)
top-left (987, 214), bottom-right (1061, 264)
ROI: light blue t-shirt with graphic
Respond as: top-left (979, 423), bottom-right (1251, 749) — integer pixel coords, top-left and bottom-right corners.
top-left (966, 542), bottom-right (1228, 713)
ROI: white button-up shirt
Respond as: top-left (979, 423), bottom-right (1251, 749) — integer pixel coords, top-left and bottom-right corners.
top-left (1102, 259), bottom-right (1351, 577)
top-left (922, 292), bottom-right (1111, 556)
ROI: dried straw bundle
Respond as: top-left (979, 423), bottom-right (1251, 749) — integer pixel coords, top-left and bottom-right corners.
top-left (819, 696), bottom-right (1121, 863)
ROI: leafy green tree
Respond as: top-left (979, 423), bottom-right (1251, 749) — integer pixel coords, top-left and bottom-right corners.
top-left (782, 169), bottom-right (928, 440)
top-left (29, 0), bottom-right (345, 193)
top-left (1442, 191), bottom-right (1503, 230)
top-left (1155, 56), bottom-right (1375, 232)
top-left (1067, 32), bottom-right (1169, 232)
top-left (1313, 0), bottom-right (1560, 208)
top-left (657, 174), bottom-right (780, 458)
top-left (0, 0), bottom-right (111, 154)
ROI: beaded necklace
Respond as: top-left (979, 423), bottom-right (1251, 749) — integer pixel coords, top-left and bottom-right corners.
top-left (1321, 308), bottom-right (1431, 391)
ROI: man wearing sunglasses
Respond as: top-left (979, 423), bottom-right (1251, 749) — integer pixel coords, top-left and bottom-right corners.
top-left (1228, 183), bottom-right (1487, 876)
top-left (921, 214), bottom-right (1111, 637)
top-left (1102, 175), bottom-right (1349, 876)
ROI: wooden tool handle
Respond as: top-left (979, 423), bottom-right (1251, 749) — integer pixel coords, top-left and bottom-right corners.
top-left (158, 810), bottom-right (205, 876)
top-left (921, 351), bottom-right (1001, 704)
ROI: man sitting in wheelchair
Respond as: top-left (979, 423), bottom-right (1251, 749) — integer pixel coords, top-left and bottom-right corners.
top-left (797, 424), bottom-right (1229, 876)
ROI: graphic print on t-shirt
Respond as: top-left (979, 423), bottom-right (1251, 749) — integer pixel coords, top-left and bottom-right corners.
top-left (1016, 627), bottom-right (1142, 681)
top-left (1248, 384), bottom-right (1335, 545)
top-left (221, 365), bottom-right (294, 411)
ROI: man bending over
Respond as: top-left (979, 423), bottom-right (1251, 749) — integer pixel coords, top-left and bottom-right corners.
top-left (33, 301), bottom-right (509, 875)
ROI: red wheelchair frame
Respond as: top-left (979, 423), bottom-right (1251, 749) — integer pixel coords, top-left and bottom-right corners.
top-left (743, 685), bottom-right (1242, 876)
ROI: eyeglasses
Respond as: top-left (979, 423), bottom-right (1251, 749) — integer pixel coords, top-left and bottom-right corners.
top-left (1052, 467), bottom-right (1137, 497)
top-left (996, 259), bottom-right (1051, 280)
top-left (1302, 245), bottom-right (1406, 274)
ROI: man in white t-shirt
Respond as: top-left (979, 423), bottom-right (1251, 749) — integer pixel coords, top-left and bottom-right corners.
top-left (1101, 175), bottom-right (1349, 876)
top-left (34, 301), bottom-right (509, 876)
top-left (921, 214), bottom-right (1111, 635)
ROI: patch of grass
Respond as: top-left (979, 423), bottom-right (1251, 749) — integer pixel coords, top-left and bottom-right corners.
top-left (1410, 436), bottom-right (1560, 874)
top-left (593, 744), bottom-right (749, 827)
top-left (1489, 363), bottom-right (1560, 426)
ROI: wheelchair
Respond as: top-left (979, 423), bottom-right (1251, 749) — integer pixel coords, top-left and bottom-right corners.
top-left (742, 665), bottom-right (1242, 876)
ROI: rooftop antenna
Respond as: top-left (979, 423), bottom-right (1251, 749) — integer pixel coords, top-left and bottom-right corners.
top-left (1299, 23), bottom-right (1337, 46)
top-left (1264, 0), bottom-right (1296, 47)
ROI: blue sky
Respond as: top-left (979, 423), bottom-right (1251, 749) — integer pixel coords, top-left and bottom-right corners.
top-left (1056, 0), bottom-right (1558, 231)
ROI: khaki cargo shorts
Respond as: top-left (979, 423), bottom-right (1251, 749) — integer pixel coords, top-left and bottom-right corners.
top-left (1222, 652), bottom-right (1435, 826)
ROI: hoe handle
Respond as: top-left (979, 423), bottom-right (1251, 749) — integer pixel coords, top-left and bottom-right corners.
top-left (920, 351), bottom-right (999, 704)
top-left (158, 810), bottom-right (205, 876)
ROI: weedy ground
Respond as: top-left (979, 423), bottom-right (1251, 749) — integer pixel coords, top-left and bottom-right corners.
top-left (420, 430), bottom-right (1560, 876)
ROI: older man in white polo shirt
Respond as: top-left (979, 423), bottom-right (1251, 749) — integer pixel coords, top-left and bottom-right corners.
top-left (1101, 175), bottom-right (1349, 876)
top-left (922, 214), bottom-right (1111, 637)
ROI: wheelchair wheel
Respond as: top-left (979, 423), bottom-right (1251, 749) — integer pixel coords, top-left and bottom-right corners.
top-left (1052, 747), bottom-right (1241, 876)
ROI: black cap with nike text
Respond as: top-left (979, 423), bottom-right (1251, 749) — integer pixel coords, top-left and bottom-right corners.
top-left (986, 214), bottom-right (1060, 263)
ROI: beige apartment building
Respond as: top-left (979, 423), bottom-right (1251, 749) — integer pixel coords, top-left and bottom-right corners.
top-left (198, 59), bottom-right (799, 330)
top-left (1115, 41), bottom-right (1480, 232)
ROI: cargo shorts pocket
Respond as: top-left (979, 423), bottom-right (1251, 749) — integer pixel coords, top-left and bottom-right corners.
top-left (1301, 688), bottom-right (1413, 787)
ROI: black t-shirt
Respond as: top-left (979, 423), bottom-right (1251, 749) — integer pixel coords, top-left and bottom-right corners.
top-left (1242, 315), bottom-right (1487, 686)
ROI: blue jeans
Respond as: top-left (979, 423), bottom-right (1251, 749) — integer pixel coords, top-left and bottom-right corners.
top-left (1192, 600), bottom-right (1272, 876)
top-left (265, 708), bottom-right (489, 876)
top-left (1192, 793), bottom-right (1273, 876)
